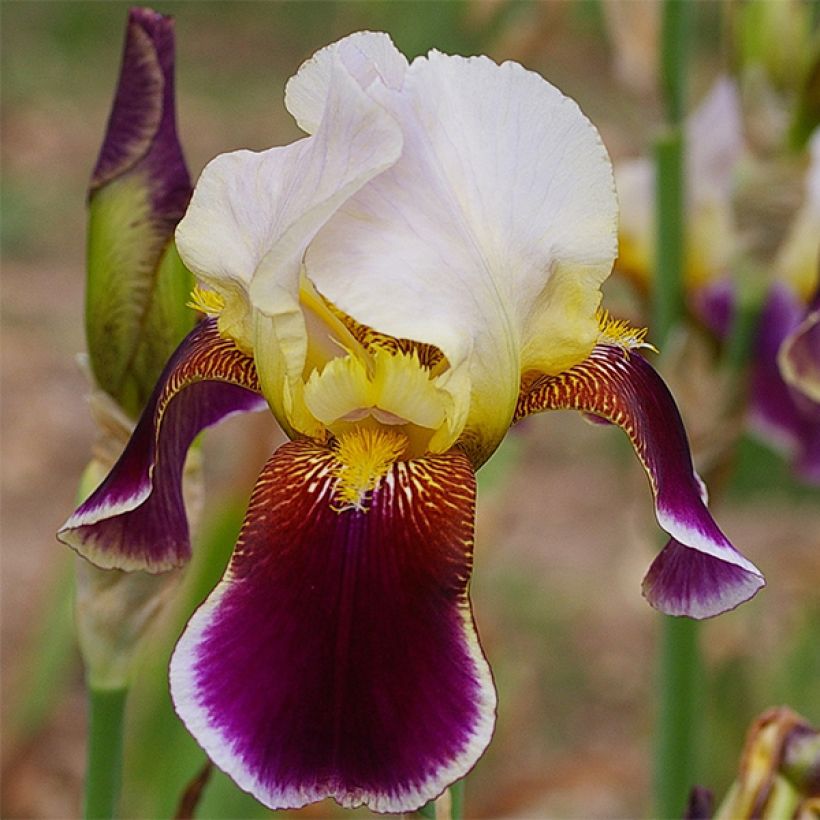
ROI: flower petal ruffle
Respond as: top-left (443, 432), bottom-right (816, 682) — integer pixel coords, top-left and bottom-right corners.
top-left (304, 39), bottom-right (617, 459)
top-left (515, 343), bottom-right (764, 618)
top-left (58, 319), bottom-right (265, 572)
top-left (170, 439), bottom-right (495, 812)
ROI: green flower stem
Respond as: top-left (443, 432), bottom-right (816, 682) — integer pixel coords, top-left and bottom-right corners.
top-left (85, 686), bottom-right (128, 819)
top-left (654, 2), bottom-right (700, 817)
top-left (656, 617), bottom-right (702, 817)
top-left (653, 128), bottom-right (685, 339)
top-left (449, 779), bottom-right (464, 819)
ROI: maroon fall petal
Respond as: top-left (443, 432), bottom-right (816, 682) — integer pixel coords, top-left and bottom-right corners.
top-left (515, 343), bottom-right (764, 618)
top-left (58, 319), bottom-right (265, 572)
top-left (170, 440), bottom-right (495, 813)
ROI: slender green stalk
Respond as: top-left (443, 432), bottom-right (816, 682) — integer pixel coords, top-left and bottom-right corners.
top-left (449, 779), bottom-right (465, 819)
top-left (85, 686), bottom-right (128, 819)
top-left (653, 129), bottom-right (685, 338)
top-left (656, 617), bottom-right (701, 817)
top-left (653, 2), bottom-right (701, 817)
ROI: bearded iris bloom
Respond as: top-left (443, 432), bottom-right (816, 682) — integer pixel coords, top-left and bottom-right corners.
top-left (60, 33), bottom-right (764, 812)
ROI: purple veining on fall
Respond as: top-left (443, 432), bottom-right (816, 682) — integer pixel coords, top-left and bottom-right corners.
top-left (171, 440), bottom-right (495, 811)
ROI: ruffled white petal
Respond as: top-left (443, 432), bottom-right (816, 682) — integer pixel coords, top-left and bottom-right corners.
top-left (175, 48), bottom-right (403, 429)
top-left (285, 31), bottom-right (408, 135)
top-left (306, 51), bottom-right (617, 457)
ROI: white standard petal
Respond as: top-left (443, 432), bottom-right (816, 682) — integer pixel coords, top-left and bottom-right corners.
top-left (306, 51), bottom-right (617, 459)
top-left (175, 49), bottom-right (403, 431)
top-left (285, 31), bottom-right (408, 135)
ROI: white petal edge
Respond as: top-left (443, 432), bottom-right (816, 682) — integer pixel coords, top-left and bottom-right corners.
top-left (169, 574), bottom-right (496, 813)
top-left (285, 31), bottom-right (408, 135)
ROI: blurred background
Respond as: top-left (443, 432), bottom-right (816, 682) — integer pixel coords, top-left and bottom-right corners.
top-left (1, 1), bottom-right (818, 817)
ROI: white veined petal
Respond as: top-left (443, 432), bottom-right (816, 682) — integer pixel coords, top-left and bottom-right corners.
top-left (175, 48), bottom-right (403, 428)
top-left (285, 31), bottom-right (408, 135)
top-left (306, 51), bottom-right (617, 458)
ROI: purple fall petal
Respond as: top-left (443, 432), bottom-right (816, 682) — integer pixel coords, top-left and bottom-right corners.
top-left (693, 277), bottom-right (736, 339)
top-left (749, 284), bottom-right (807, 451)
top-left (515, 343), bottom-right (764, 617)
top-left (170, 440), bottom-right (495, 813)
top-left (91, 7), bottom-right (190, 219)
top-left (750, 284), bottom-right (820, 483)
top-left (643, 538), bottom-right (764, 620)
top-left (59, 319), bottom-right (265, 572)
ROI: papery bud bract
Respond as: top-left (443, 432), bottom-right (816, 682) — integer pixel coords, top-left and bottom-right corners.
top-left (714, 707), bottom-right (820, 819)
top-left (86, 7), bottom-right (194, 419)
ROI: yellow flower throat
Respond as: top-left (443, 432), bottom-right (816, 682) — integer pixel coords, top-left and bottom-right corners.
top-left (331, 427), bottom-right (408, 512)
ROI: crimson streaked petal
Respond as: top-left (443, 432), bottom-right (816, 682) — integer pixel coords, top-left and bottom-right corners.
top-left (58, 319), bottom-right (265, 572)
top-left (170, 440), bottom-right (495, 812)
top-left (643, 538), bottom-right (764, 619)
top-left (515, 343), bottom-right (764, 617)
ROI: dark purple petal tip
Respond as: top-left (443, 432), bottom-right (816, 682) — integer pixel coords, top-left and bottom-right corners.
top-left (58, 320), bottom-right (264, 572)
top-left (642, 538), bottom-right (765, 619)
top-left (91, 6), bottom-right (191, 219)
top-left (170, 440), bottom-right (495, 813)
top-left (516, 343), bottom-right (765, 616)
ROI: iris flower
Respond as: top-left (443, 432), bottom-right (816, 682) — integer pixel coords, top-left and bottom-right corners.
top-left (750, 132), bottom-right (820, 481)
top-left (60, 33), bottom-right (764, 812)
top-left (616, 77), bottom-right (820, 482)
top-left (616, 76), bottom-right (745, 312)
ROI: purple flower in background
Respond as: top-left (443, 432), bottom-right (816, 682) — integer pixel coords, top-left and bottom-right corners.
top-left (60, 31), bottom-right (764, 812)
top-left (747, 133), bottom-right (820, 482)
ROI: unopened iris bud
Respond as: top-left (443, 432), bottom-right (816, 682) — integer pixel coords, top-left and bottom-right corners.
top-left (86, 7), bottom-right (194, 419)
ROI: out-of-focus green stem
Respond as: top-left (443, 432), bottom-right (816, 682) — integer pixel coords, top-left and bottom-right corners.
top-left (656, 617), bottom-right (701, 817)
top-left (413, 780), bottom-right (464, 819)
top-left (653, 129), bottom-right (686, 337)
top-left (659, 0), bottom-right (689, 125)
top-left (654, 2), bottom-right (700, 818)
top-left (85, 686), bottom-right (127, 819)
top-left (449, 779), bottom-right (464, 819)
